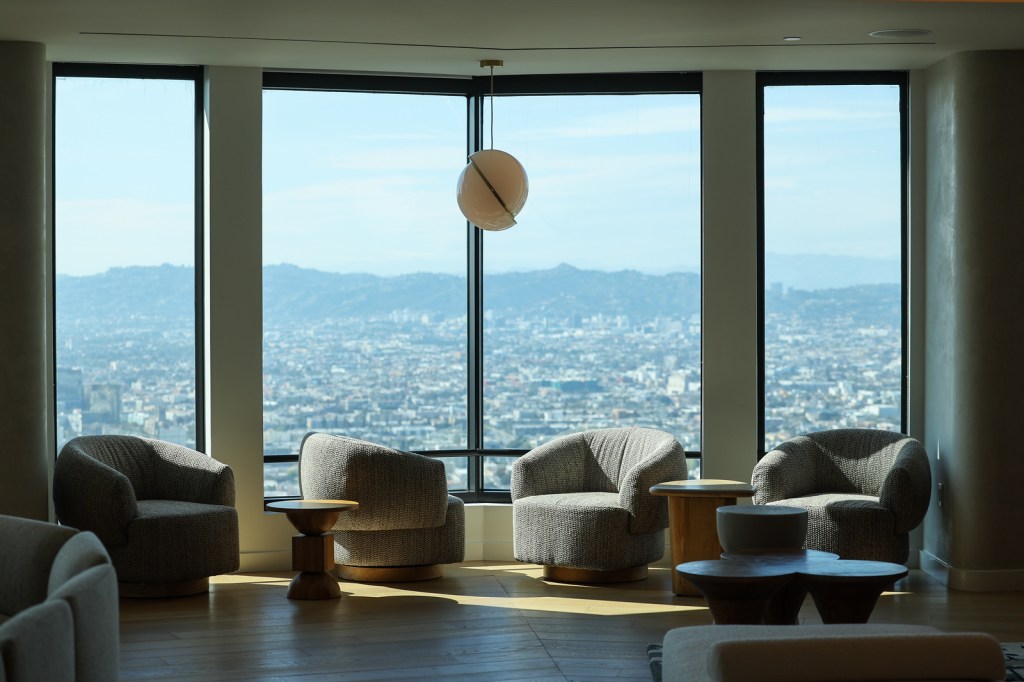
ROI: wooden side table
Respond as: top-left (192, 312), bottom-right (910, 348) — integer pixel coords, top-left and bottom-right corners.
top-left (649, 479), bottom-right (755, 596)
top-left (266, 499), bottom-right (358, 600)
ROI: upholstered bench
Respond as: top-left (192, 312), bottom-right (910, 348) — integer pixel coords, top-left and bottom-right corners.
top-left (660, 623), bottom-right (1005, 682)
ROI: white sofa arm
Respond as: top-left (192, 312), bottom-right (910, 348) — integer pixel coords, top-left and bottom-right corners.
top-left (662, 624), bottom-right (1005, 682)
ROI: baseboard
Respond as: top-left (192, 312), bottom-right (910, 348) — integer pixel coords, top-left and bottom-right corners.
top-left (920, 550), bottom-right (1024, 591)
top-left (238, 549), bottom-right (292, 572)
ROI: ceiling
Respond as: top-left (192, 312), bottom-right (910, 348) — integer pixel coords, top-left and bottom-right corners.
top-left (3, 0), bottom-right (1024, 76)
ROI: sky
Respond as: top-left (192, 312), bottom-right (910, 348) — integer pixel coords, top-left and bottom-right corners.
top-left (54, 77), bottom-right (901, 278)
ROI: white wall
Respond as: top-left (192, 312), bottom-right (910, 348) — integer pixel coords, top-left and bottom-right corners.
top-left (0, 42), bottom-right (50, 521)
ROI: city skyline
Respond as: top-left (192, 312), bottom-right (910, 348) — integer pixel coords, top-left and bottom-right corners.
top-left (55, 263), bottom-right (901, 495)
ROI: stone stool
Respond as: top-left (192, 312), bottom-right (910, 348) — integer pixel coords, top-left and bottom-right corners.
top-left (716, 504), bottom-right (808, 554)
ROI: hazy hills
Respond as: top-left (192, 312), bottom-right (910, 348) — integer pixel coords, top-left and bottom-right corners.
top-left (55, 260), bottom-right (899, 326)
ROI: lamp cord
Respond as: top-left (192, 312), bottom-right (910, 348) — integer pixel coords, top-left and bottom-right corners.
top-left (489, 65), bottom-right (494, 150)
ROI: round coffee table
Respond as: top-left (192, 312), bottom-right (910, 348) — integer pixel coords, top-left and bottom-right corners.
top-left (678, 555), bottom-right (906, 626)
top-left (800, 560), bottom-right (908, 624)
top-left (675, 559), bottom-right (796, 624)
top-left (720, 550), bottom-right (839, 625)
top-left (266, 499), bottom-right (359, 600)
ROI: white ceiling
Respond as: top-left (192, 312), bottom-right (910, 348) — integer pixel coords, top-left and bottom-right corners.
top-left (3, 0), bottom-right (1024, 75)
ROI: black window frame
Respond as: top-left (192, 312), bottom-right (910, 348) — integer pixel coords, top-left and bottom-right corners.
top-left (262, 71), bottom-right (703, 502)
top-left (755, 71), bottom-right (909, 457)
top-left (51, 63), bottom-right (207, 453)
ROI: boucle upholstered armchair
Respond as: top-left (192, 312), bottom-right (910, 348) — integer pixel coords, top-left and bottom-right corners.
top-left (298, 432), bottom-right (465, 582)
top-left (511, 427), bottom-right (687, 583)
top-left (54, 435), bottom-right (239, 597)
top-left (752, 429), bottom-right (931, 563)
top-left (0, 514), bottom-right (119, 682)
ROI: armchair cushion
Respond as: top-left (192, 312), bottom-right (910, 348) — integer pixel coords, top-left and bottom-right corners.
top-left (109, 499), bottom-right (240, 584)
top-left (513, 492), bottom-right (664, 571)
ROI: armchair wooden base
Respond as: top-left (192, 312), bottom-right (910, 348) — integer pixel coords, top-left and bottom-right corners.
top-left (543, 565), bottom-right (648, 584)
top-left (339, 564), bottom-right (443, 582)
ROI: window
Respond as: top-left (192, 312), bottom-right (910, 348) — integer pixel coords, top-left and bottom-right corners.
top-left (758, 74), bottom-right (907, 452)
top-left (262, 87), bottom-right (468, 497)
top-left (262, 73), bottom-right (701, 498)
top-left (53, 65), bottom-right (204, 452)
top-left (482, 93), bottom-right (702, 488)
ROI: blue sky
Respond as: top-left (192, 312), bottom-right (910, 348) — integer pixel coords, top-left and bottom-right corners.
top-left (55, 78), bottom-right (901, 279)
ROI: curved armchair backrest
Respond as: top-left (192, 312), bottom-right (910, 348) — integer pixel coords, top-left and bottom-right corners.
top-left (802, 428), bottom-right (917, 496)
top-left (145, 438), bottom-right (236, 506)
top-left (57, 435), bottom-right (235, 506)
top-left (583, 427), bottom-right (682, 490)
top-left (514, 427), bottom-right (684, 497)
top-left (61, 435), bottom-right (159, 499)
top-left (754, 429), bottom-right (930, 516)
top-left (298, 432), bottom-right (449, 531)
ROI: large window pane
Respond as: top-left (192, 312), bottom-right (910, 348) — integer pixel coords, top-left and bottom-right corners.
top-left (55, 75), bottom-right (198, 451)
top-left (762, 83), bottom-right (903, 450)
top-left (483, 94), bottom-right (702, 472)
top-left (262, 90), bottom-right (467, 496)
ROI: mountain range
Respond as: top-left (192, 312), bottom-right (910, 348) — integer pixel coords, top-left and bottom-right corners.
top-left (55, 261), bottom-right (899, 326)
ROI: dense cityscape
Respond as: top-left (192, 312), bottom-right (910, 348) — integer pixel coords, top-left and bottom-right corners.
top-left (56, 265), bottom-right (901, 497)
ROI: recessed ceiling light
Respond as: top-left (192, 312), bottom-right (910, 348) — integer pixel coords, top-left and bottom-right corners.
top-left (869, 29), bottom-right (932, 38)
top-left (783, 36), bottom-right (802, 41)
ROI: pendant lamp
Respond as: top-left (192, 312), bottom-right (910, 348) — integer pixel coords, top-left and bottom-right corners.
top-left (456, 60), bottom-right (529, 231)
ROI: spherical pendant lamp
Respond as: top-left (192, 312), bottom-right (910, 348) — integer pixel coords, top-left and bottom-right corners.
top-left (457, 59), bottom-right (528, 232)
top-left (457, 149), bottom-right (529, 231)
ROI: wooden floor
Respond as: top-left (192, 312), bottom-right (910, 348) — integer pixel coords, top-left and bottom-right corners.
top-left (119, 563), bottom-right (1024, 681)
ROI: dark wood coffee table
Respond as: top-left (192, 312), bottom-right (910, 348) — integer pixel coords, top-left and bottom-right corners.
top-left (676, 556), bottom-right (908, 625)
top-left (266, 499), bottom-right (359, 600)
top-left (675, 559), bottom-right (796, 624)
top-left (799, 559), bottom-right (908, 624)
top-left (720, 550), bottom-right (840, 625)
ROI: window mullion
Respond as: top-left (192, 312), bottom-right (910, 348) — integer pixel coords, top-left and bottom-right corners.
top-left (467, 93), bottom-right (485, 493)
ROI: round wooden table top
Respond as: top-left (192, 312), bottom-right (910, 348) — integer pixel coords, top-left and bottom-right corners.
top-left (721, 549), bottom-right (840, 562)
top-left (677, 559), bottom-right (796, 581)
top-left (265, 499), bottom-right (359, 513)
top-left (649, 479), bottom-right (756, 497)
top-left (266, 499), bottom-right (359, 535)
top-left (798, 560), bottom-right (908, 582)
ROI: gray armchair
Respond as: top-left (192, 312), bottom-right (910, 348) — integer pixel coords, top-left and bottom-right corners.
top-left (511, 427), bottom-right (687, 583)
top-left (54, 435), bottom-right (239, 597)
top-left (752, 428), bottom-right (931, 563)
top-left (0, 514), bottom-right (119, 682)
top-left (298, 432), bottom-right (465, 582)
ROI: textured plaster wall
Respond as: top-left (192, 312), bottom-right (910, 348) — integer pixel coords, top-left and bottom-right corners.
top-left (924, 51), bottom-right (1024, 588)
top-left (0, 42), bottom-right (49, 520)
